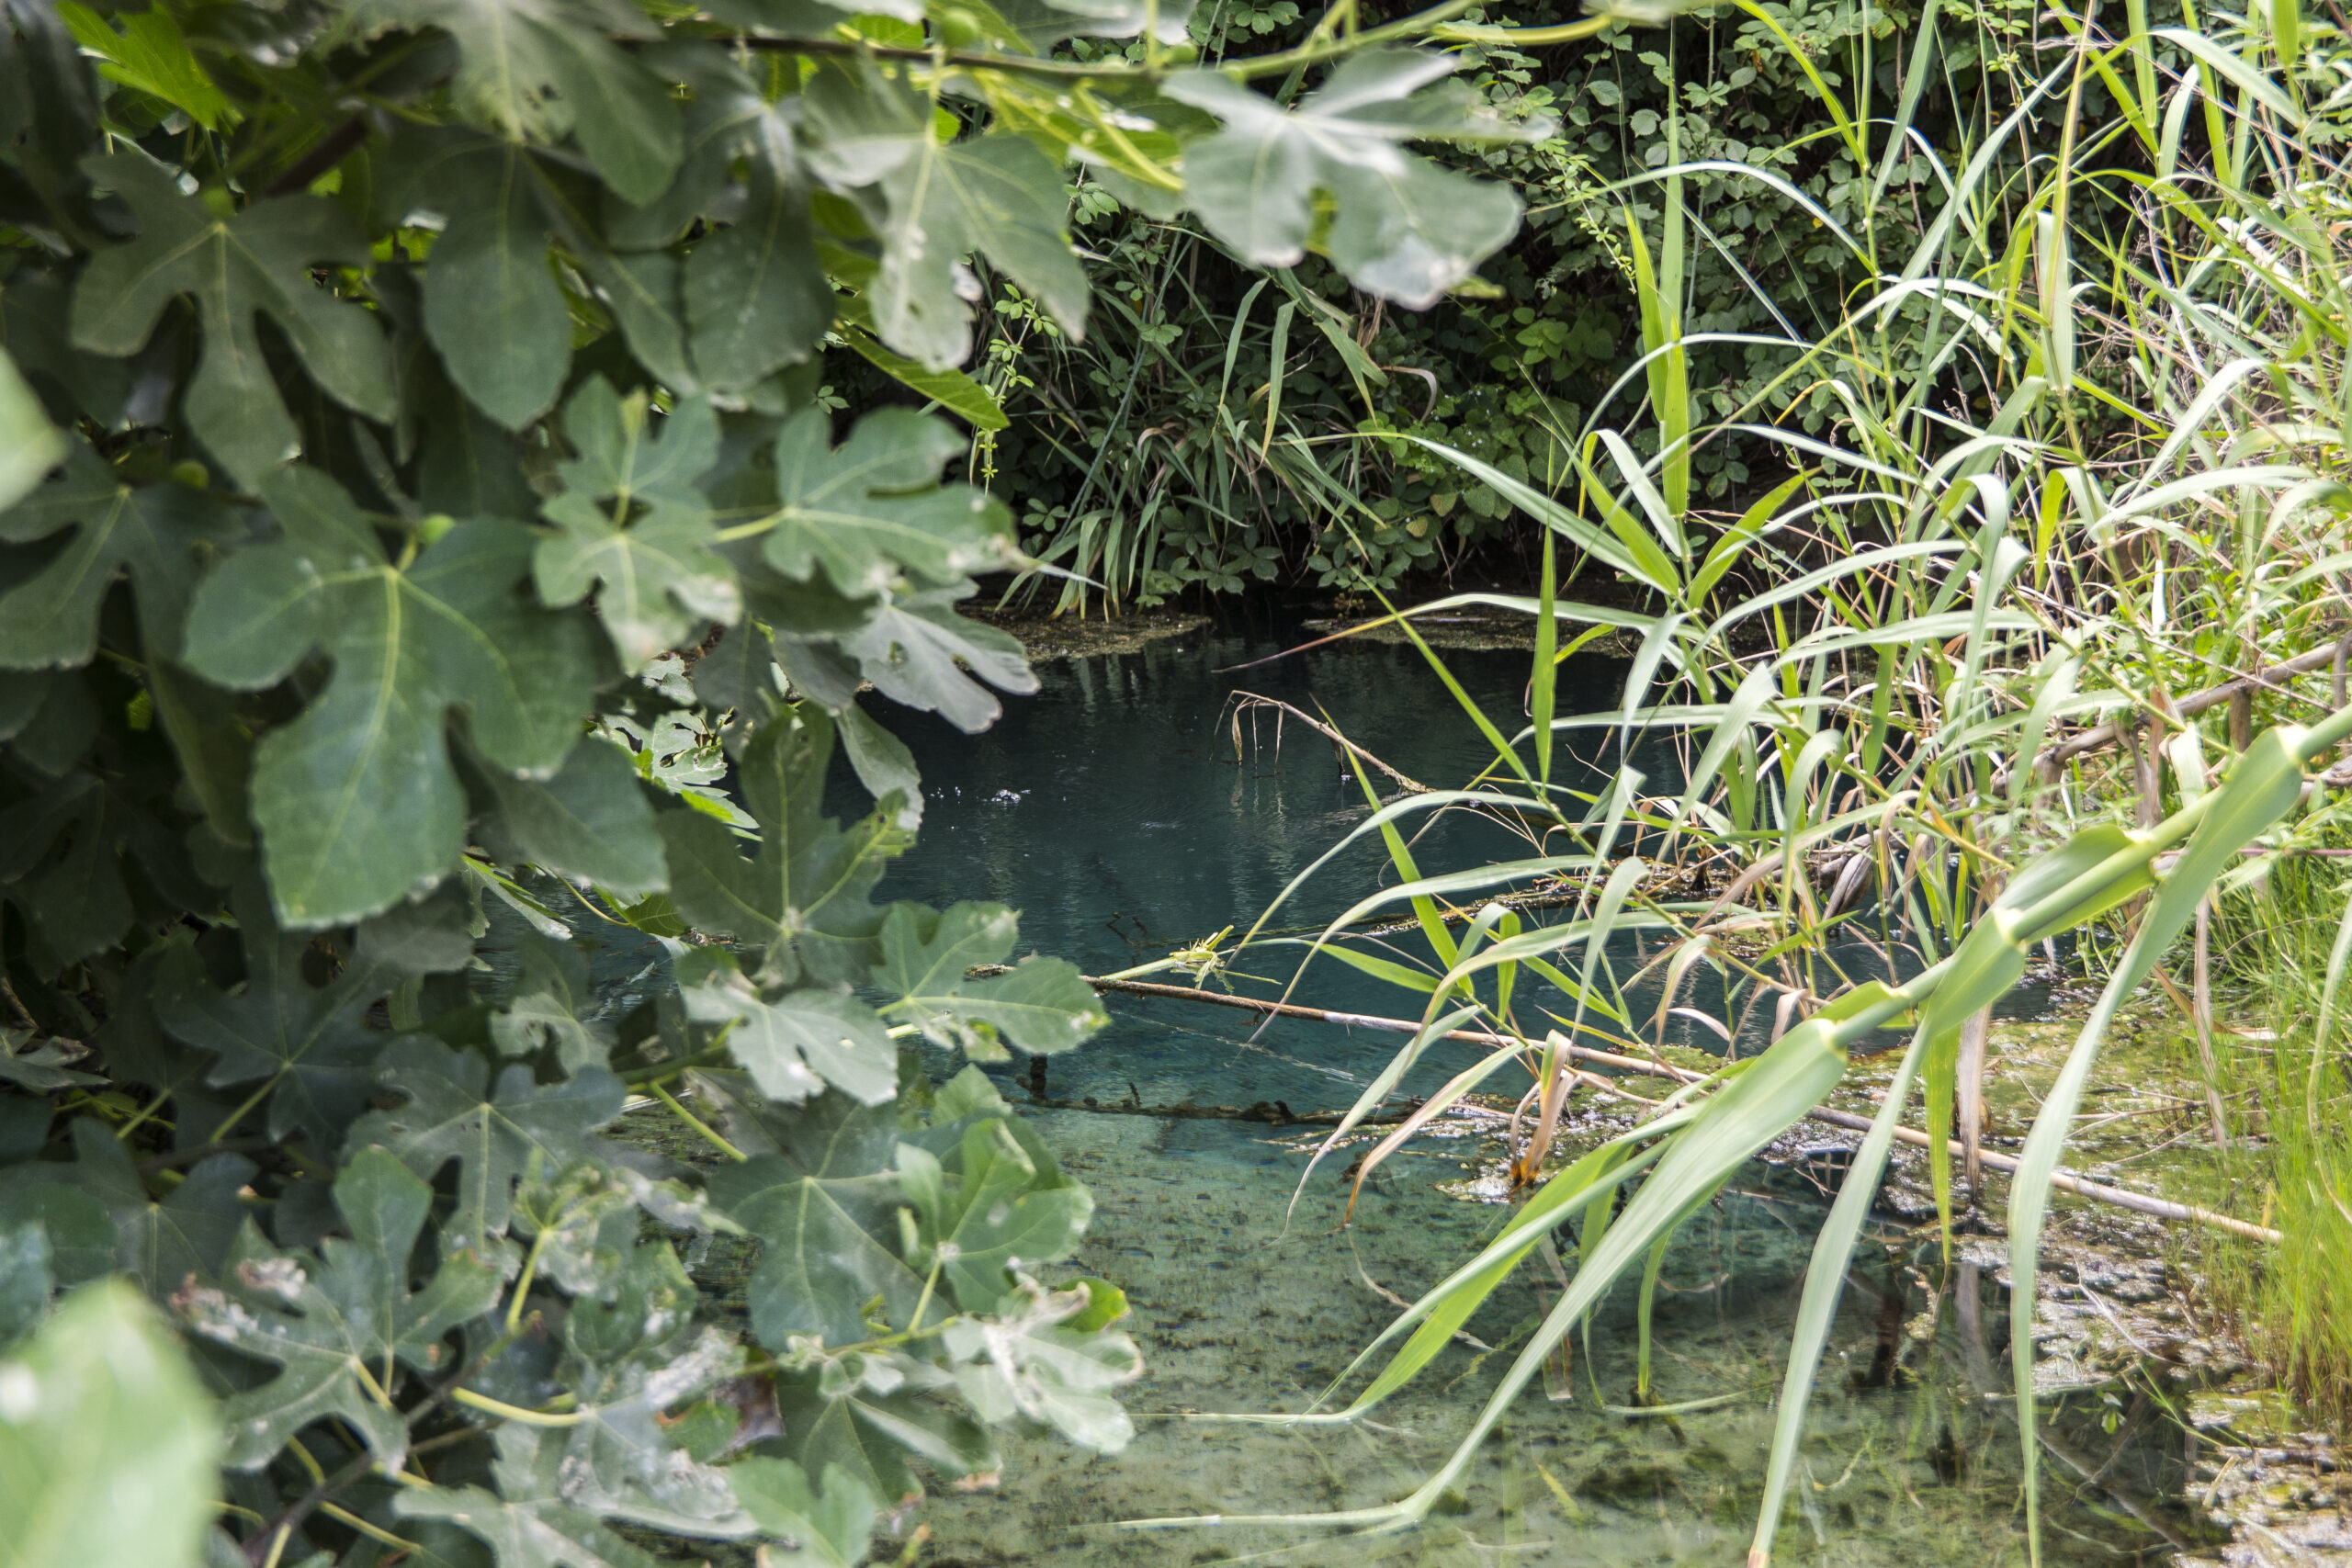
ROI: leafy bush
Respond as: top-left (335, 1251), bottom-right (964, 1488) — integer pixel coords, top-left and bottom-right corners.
top-left (984, 0), bottom-right (2236, 604)
top-left (0, 0), bottom-right (1555, 1561)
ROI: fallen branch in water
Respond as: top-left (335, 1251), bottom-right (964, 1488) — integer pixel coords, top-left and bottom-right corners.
top-left (1044, 974), bottom-right (2284, 1245)
top-left (1222, 692), bottom-right (1431, 793)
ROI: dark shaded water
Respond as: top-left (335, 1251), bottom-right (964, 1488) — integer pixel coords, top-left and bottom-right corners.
top-left (568, 622), bottom-right (2199, 1566)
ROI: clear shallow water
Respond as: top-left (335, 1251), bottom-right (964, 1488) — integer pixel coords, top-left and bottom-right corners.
top-left (577, 623), bottom-right (2198, 1566)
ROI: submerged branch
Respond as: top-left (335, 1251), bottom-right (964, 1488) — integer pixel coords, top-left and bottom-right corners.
top-left (1057, 974), bottom-right (2284, 1245)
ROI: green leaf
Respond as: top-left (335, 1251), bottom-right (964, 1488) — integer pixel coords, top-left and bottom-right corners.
top-left (875, 902), bottom-right (1107, 1058)
top-left (706, 1091), bottom-right (924, 1350)
top-left (760, 408), bottom-right (1018, 598)
top-left (0, 1280), bottom-right (220, 1568)
top-left (836, 586), bottom-right (1037, 734)
top-left (1163, 51), bottom-right (1549, 309)
top-left (769, 1373), bottom-right (998, 1506)
top-left (344, 1037), bottom-right (625, 1263)
top-left (0, 441), bottom-right (236, 671)
top-left (178, 1149), bottom-right (500, 1471)
top-left (0, 1176), bottom-right (115, 1292)
top-left (472, 736), bottom-right (667, 897)
top-left (156, 884), bottom-right (465, 1146)
top-left (730, 1460), bottom-right (879, 1568)
top-left (69, 156), bottom-right (393, 492)
top-left (0, 347), bottom-right (65, 513)
top-left (181, 467), bottom-right (598, 929)
top-left (552, 1244), bottom-right (754, 1535)
top-left (0, 772), bottom-right (134, 964)
top-left (940, 1276), bottom-right (1142, 1452)
top-left (536, 378), bottom-right (739, 671)
top-left (489, 931), bottom-right (611, 1073)
top-left (0, 1224), bottom-right (51, 1345)
top-left (838, 699), bottom-right (922, 829)
top-left (380, 130), bottom-right (573, 430)
top-left (983, 0), bottom-right (1196, 48)
top-left (0, 1028), bottom-right (104, 1093)
top-left (380, 129), bottom-right (693, 428)
top-left (684, 174), bottom-right (832, 394)
top-left (54, 4), bottom-right (237, 130)
top-left (678, 948), bottom-right (898, 1106)
top-left (393, 1426), bottom-right (672, 1568)
top-left (898, 1119), bottom-right (1091, 1309)
top-left (11, 1121), bottom-right (254, 1300)
top-left (840, 327), bottom-right (1008, 432)
top-left (345, 0), bottom-right (682, 204)
top-left (803, 66), bottom-right (1088, 367)
top-left (655, 713), bottom-right (904, 985)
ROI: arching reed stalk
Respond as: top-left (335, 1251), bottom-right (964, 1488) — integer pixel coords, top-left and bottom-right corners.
top-left (1140, 3), bottom-right (2352, 1559)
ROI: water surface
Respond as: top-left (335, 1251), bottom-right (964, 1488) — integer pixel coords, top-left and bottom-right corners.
top-left (575, 622), bottom-right (2195, 1566)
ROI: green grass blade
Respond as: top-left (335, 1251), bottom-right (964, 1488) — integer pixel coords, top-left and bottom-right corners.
top-left (1748, 1029), bottom-right (1928, 1567)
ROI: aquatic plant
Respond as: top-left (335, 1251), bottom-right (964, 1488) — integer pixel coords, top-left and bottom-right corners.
top-left (0, 0), bottom-right (1578, 1562)
top-left (1162, 2), bottom-right (2352, 1560)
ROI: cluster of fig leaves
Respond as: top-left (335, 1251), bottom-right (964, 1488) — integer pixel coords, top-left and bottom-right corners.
top-left (0, 0), bottom-right (1555, 1560)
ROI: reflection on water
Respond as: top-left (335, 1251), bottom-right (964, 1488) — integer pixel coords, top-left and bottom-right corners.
top-left (579, 624), bottom-right (2196, 1565)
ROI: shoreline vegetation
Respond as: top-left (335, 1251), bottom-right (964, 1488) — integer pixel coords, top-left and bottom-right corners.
top-left (5, 0), bottom-right (2352, 1562)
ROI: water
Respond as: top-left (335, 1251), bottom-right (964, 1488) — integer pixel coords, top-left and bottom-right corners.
top-left (583, 621), bottom-right (2201, 1565)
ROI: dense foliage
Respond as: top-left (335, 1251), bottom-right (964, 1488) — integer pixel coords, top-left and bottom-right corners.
top-left (978, 0), bottom-right (2275, 604)
top-left (0, 0), bottom-right (1560, 1562)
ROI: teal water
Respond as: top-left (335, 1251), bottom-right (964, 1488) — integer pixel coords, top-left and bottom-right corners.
top-left (582, 626), bottom-right (2199, 1566)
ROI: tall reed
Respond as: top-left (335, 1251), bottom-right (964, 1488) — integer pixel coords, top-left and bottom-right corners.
top-left (1141, 1), bottom-right (2352, 1559)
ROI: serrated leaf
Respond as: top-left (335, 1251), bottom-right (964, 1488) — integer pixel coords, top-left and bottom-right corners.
top-left (553, 1245), bottom-right (754, 1535)
top-left (899, 1119), bottom-right (1091, 1309)
top-left (803, 67), bottom-right (1086, 367)
top-left (941, 1276), bottom-right (1142, 1452)
top-left (678, 949), bottom-right (896, 1106)
top-left (839, 586), bottom-right (1037, 733)
top-left (655, 713), bottom-right (904, 985)
top-left (730, 1459), bottom-right (878, 1568)
top-left (706, 1092), bottom-right (923, 1350)
top-left (770, 1371), bottom-right (998, 1506)
top-left (489, 931), bottom-right (611, 1073)
top-left (345, 0), bottom-right (682, 205)
top-left (156, 884), bottom-right (454, 1146)
top-left (759, 408), bottom-right (1017, 598)
top-left (181, 467), bottom-right (598, 929)
top-left (69, 155), bottom-right (393, 491)
top-left (535, 378), bottom-right (739, 671)
top-left (393, 1426), bottom-right (672, 1568)
top-left (345, 1037), bottom-right (625, 1263)
top-left (0, 1119), bottom-right (247, 1310)
top-left (876, 902), bottom-right (1105, 1057)
top-left (176, 1149), bottom-right (500, 1471)
top-left (0, 441), bottom-right (236, 671)
top-left (1164, 51), bottom-right (1551, 308)
top-left (0, 1280), bottom-right (220, 1568)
